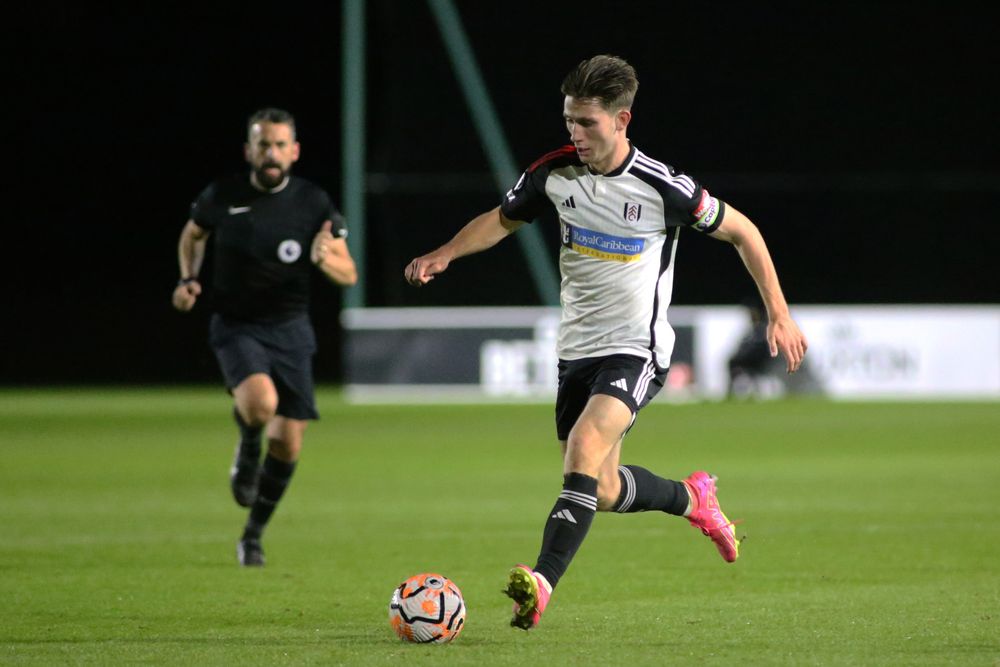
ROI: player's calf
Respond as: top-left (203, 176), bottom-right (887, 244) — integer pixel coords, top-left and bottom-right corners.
top-left (230, 445), bottom-right (261, 507)
top-left (230, 407), bottom-right (262, 507)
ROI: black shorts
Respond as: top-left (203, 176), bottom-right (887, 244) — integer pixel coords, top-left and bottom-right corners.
top-left (209, 313), bottom-right (319, 420)
top-left (555, 354), bottom-right (668, 441)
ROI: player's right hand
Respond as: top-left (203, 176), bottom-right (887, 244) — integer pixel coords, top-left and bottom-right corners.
top-left (767, 314), bottom-right (808, 374)
top-left (172, 280), bottom-right (202, 311)
top-left (404, 254), bottom-right (450, 286)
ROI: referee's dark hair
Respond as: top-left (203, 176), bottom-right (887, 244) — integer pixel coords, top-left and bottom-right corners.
top-left (247, 108), bottom-right (297, 138)
top-left (561, 55), bottom-right (638, 112)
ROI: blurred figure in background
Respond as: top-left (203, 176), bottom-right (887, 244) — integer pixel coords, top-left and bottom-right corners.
top-left (728, 296), bottom-right (823, 399)
top-left (172, 108), bottom-right (356, 566)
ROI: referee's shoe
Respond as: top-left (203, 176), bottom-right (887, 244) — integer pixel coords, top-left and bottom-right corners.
top-left (237, 537), bottom-right (265, 567)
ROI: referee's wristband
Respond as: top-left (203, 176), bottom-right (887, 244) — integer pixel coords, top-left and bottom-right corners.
top-left (178, 277), bottom-right (198, 286)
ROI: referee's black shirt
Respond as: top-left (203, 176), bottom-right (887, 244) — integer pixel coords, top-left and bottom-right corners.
top-left (191, 174), bottom-right (345, 324)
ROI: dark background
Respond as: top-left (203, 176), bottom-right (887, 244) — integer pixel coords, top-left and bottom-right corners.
top-left (6, 1), bottom-right (998, 384)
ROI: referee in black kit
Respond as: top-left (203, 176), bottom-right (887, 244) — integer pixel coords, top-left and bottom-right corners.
top-left (172, 108), bottom-right (357, 566)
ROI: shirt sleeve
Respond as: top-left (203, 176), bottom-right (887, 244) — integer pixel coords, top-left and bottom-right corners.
top-left (688, 187), bottom-right (726, 234)
top-left (500, 167), bottom-right (549, 223)
top-left (189, 183), bottom-right (219, 230)
top-left (657, 167), bottom-right (726, 234)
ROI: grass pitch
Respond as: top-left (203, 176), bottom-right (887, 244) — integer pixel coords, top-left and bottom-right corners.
top-left (1, 388), bottom-right (998, 665)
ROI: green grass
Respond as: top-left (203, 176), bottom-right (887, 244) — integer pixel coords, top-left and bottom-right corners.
top-left (1, 388), bottom-right (998, 665)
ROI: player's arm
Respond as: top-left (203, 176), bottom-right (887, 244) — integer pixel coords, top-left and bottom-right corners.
top-left (709, 205), bottom-right (808, 373)
top-left (311, 220), bottom-right (358, 286)
top-left (172, 219), bottom-right (210, 312)
top-left (404, 206), bottom-right (524, 286)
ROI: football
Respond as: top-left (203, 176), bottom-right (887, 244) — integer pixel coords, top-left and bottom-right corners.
top-left (388, 573), bottom-right (466, 643)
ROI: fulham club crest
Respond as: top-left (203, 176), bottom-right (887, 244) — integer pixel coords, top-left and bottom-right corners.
top-left (623, 202), bottom-right (642, 222)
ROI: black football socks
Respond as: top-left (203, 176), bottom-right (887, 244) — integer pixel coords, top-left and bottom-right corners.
top-left (533, 472), bottom-right (598, 589)
top-left (242, 455), bottom-right (297, 540)
top-left (233, 407), bottom-right (262, 461)
top-left (612, 464), bottom-right (688, 515)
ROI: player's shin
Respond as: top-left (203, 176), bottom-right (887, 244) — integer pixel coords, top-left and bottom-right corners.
top-left (233, 407), bottom-right (262, 459)
top-left (243, 455), bottom-right (297, 539)
top-left (612, 464), bottom-right (688, 515)
top-left (533, 472), bottom-right (598, 589)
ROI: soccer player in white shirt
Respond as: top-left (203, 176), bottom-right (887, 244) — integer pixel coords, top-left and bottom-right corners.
top-left (405, 55), bottom-right (807, 630)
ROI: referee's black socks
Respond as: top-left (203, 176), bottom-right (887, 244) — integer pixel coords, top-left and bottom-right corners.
top-left (533, 472), bottom-right (598, 589)
top-left (613, 464), bottom-right (688, 515)
top-left (233, 407), bottom-right (262, 461)
top-left (242, 455), bottom-right (297, 540)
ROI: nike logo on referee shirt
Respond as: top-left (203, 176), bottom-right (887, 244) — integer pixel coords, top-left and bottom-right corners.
top-left (228, 206), bottom-right (251, 215)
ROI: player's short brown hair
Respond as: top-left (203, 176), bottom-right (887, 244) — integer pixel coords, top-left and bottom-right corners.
top-left (247, 108), bottom-right (297, 138)
top-left (561, 55), bottom-right (638, 111)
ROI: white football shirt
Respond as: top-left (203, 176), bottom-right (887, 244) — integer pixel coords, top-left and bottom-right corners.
top-left (501, 144), bottom-right (725, 369)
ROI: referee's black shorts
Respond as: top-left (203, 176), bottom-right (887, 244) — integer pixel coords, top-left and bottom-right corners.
top-left (208, 313), bottom-right (319, 420)
top-left (555, 353), bottom-right (667, 441)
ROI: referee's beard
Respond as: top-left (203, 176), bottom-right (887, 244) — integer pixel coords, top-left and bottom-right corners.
top-left (253, 163), bottom-right (289, 190)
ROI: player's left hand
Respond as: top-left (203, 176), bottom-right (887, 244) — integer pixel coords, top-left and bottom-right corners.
top-left (767, 314), bottom-right (808, 374)
top-left (311, 221), bottom-right (335, 266)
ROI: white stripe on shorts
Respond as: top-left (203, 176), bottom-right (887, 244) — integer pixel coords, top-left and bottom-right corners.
top-left (632, 360), bottom-right (656, 405)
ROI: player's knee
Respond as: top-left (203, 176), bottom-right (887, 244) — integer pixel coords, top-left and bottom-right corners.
top-left (234, 375), bottom-right (279, 426)
top-left (566, 423), bottom-right (599, 453)
top-left (241, 394), bottom-right (277, 426)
